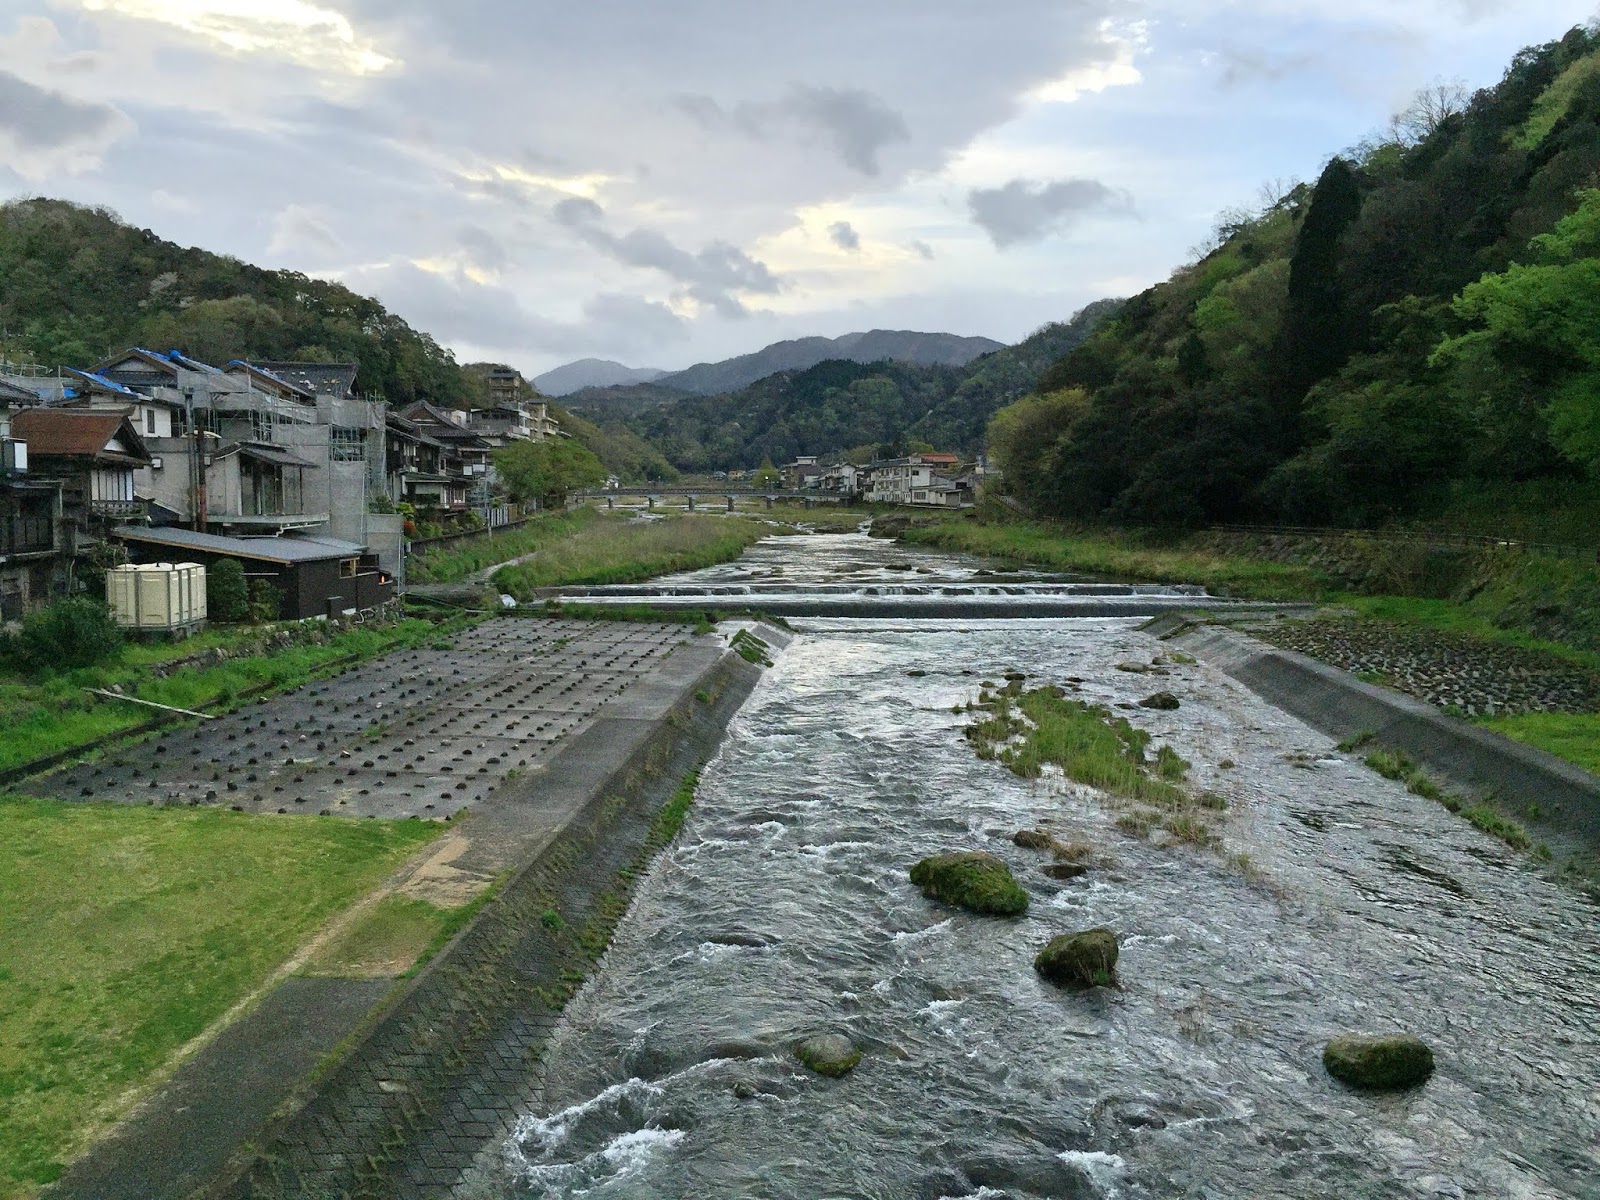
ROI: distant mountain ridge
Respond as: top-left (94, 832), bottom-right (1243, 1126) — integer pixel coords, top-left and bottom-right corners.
top-left (655, 328), bottom-right (1005, 395)
top-left (533, 358), bottom-right (667, 396)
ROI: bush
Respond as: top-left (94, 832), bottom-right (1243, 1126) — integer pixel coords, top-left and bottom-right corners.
top-left (5, 598), bottom-right (124, 673)
top-left (209, 558), bottom-right (248, 622)
top-left (247, 579), bottom-right (282, 623)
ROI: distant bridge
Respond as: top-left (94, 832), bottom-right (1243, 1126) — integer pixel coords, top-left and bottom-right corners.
top-left (575, 487), bottom-right (846, 509)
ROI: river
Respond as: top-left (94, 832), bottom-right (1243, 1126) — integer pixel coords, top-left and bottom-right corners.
top-left (474, 531), bottom-right (1600, 1199)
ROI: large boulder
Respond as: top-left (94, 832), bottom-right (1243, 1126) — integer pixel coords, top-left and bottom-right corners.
top-left (795, 1033), bottom-right (861, 1078)
top-left (1323, 1033), bottom-right (1435, 1091)
top-left (909, 851), bottom-right (1029, 916)
top-left (1139, 692), bottom-right (1181, 711)
top-left (1034, 927), bottom-right (1120, 988)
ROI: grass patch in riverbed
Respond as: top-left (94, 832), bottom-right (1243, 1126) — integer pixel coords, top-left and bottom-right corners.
top-left (1360, 746), bottom-right (1546, 857)
top-left (966, 684), bottom-right (1216, 845)
top-left (898, 518), bottom-right (1327, 600)
top-left (1477, 712), bottom-right (1600, 776)
top-left (0, 798), bottom-right (440, 1197)
top-left (492, 513), bottom-right (771, 596)
top-left (0, 618), bottom-right (457, 777)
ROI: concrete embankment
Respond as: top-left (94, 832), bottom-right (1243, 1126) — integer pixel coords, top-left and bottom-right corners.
top-left (1161, 617), bottom-right (1600, 851)
top-left (44, 617), bottom-right (780, 1200)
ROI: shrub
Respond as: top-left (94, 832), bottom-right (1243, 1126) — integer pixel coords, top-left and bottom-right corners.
top-left (248, 579), bottom-right (282, 623)
top-left (5, 598), bottom-right (124, 673)
top-left (208, 558), bottom-right (248, 622)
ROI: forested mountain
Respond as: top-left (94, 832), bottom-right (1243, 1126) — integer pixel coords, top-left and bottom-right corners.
top-left (991, 25), bottom-right (1600, 529)
top-left (620, 303), bottom-right (1118, 471)
top-left (561, 381), bottom-right (695, 422)
top-left (0, 198), bottom-right (472, 406)
top-left (533, 358), bottom-right (667, 395)
top-left (654, 328), bottom-right (1004, 395)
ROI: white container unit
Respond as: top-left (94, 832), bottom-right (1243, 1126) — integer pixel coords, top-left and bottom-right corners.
top-left (107, 562), bottom-right (208, 632)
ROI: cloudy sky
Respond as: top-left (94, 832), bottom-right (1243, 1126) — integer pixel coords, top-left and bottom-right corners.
top-left (2, 1), bottom-right (1596, 375)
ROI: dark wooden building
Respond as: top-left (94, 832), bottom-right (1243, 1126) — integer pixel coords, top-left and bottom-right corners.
top-left (114, 527), bottom-right (395, 620)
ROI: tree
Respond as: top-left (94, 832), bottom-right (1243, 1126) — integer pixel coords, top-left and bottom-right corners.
top-left (752, 455), bottom-right (781, 487)
top-left (494, 438), bottom-right (606, 507)
top-left (986, 388), bottom-right (1090, 503)
top-left (1279, 156), bottom-right (1364, 416)
top-left (1389, 79), bottom-right (1470, 145)
top-left (208, 558), bottom-right (249, 622)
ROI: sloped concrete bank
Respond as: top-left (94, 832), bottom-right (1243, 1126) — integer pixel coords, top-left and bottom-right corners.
top-left (1162, 618), bottom-right (1600, 850)
top-left (205, 629), bottom-right (782, 1200)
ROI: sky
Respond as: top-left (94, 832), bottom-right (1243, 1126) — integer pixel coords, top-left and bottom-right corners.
top-left (2, 1), bottom-right (1598, 376)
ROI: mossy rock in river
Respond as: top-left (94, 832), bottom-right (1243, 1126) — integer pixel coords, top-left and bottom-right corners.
top-left (795, 1033), bottom-right (862, 1077)
top-left (1034, 927), bottom-right (1119, 988)
top-left (1138, 691), bottom-right (1181, 710)
top-left (1322, 1033), bottom-right (1434, 1091)
top-left (909, 851), bottom-right (1029, 916)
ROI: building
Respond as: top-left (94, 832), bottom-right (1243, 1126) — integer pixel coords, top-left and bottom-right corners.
top-left (9, 409), bottom-right (153, 529)
top-left (115, 526), bottom-right (395, 621)
top-left (818, 462), bottom-right (860, 499)
top-left (861, 452), bottom-right (976, 507)
top-left (0, 385), bottom-right (68, 619)
top-left (782, 456), bottom-right (822, 490)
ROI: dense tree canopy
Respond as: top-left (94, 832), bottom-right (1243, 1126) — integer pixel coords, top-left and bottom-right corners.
top-left (0, 198), bottom-right (471, 405)
top-left (494, 438), bottom-right (607, 507)
top-left (993, 24), bottom-right (1600, 529)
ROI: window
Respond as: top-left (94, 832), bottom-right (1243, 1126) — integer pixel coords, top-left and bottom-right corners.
top-left (145, 408), bottom-right (157, 435)
top-left (340, 558), bottom-right (358, 578)
top-left (330, 427), bottom-right (366, 462)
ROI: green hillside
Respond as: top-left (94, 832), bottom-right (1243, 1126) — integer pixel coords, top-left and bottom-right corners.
top-left (0, 198), bottom-right (470, 406)
top-left (621, 301), bottom-right (1119, 471)
top-left (993, 24), bottom-right (1600, 535)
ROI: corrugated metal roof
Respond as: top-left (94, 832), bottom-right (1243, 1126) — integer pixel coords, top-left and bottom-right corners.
top-left (114, 526), bottom-right (365, 563)
top-left (237, 442), bottom-right (321, 468)
top-left (250, 361), bottom-right (360, 398)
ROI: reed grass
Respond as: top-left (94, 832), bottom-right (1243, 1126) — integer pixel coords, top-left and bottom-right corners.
top-left (492, 514), bottom-right (771, 595)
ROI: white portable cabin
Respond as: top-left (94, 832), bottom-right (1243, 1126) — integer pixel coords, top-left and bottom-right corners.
top-left (106, 562), bottom-right (207, 632)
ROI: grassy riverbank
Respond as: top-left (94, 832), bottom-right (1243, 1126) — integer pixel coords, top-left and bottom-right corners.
top-left (897, 517), bottom-right (1329, 600)
top-left (406, 507), bottom-right (602, 584)
top-left (492, 512), bottom-right (773, 596)
top-left (0, 798), bottom-right (441, 1197)
top-left (0, 617), bottom-right (463, 777)
top-left (900, 512), bottom-right (1600, 775)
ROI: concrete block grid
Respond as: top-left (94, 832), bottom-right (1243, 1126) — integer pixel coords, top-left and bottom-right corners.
top-left (223, 650), bottom-right (765, 1200)
top-left (31, 619), bottom-right (692, 820)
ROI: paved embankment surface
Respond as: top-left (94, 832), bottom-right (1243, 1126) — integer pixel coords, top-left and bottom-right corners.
top-left (40, 618), bottom-right (760, 1200)
top-left (1254, 615), bottom-right (1600, 717)
top-left (1169, 621), bottom-right (1600, 851)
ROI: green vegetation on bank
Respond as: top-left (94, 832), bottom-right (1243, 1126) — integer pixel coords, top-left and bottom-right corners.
top-left (900, 515), bottom-right (1328, 600)
top-left (984, 26), bottom-right (1600, 534)
top-left (1479, 713), bottom-right (1600, 775)
top-left (0, 617), bottom-right (460, 776)
top-left (407, 507), bottom-right (604, 584)
top-left (300, 891), bottom-right (492, 980)
top-left (492, 512), bottom-right (772, 596)
top-left (0, 799), bottom-right (441, 1196)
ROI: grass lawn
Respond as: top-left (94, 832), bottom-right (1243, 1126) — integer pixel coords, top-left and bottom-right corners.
top-left (298, 894), bottom-right (489, 980)
top-left (0, 799), bottom-right (442, 1197)
top-left (1334, 594), bottom-right (1600, 673)
top-left (1479, 713), bottom-right (1600, 776)
top-left (0, 618), bottom-right (457, 776)
top-left (897, 517), bottom-right (1328, 600)
top-left (492, 512), bottom-right (771, 596)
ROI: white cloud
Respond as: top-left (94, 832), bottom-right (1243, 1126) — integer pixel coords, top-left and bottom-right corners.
top-left (70, 0), bottom-right (395, 74)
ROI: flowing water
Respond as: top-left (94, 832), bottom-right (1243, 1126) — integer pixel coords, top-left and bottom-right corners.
top-left (477, 533), bottom-right (1600, 1199)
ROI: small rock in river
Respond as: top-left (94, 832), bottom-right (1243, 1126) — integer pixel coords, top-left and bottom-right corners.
top-left (795, 1033), bottom-right (862, 1078)
top-left (1322, 1033), bottom-right (1435, 1091)
top-left (732, 1080), bottom-right (758, 1099)
top-left (1043, 862), bottom-right (1088, 881)
top-left (1012, 829), bottom-right (1058, 851)
top-left (1138, 692), bottom-right (1181, 710)
top-left (1035, 927), bottom-right (1120, 989)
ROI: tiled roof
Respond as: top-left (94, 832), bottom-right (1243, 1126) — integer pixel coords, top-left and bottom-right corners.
top-left (10, 409), bottom-right (146, 460)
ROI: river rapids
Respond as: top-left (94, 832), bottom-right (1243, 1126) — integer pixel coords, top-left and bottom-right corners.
top-left (471, 533), bottom-right (1600, 1200)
